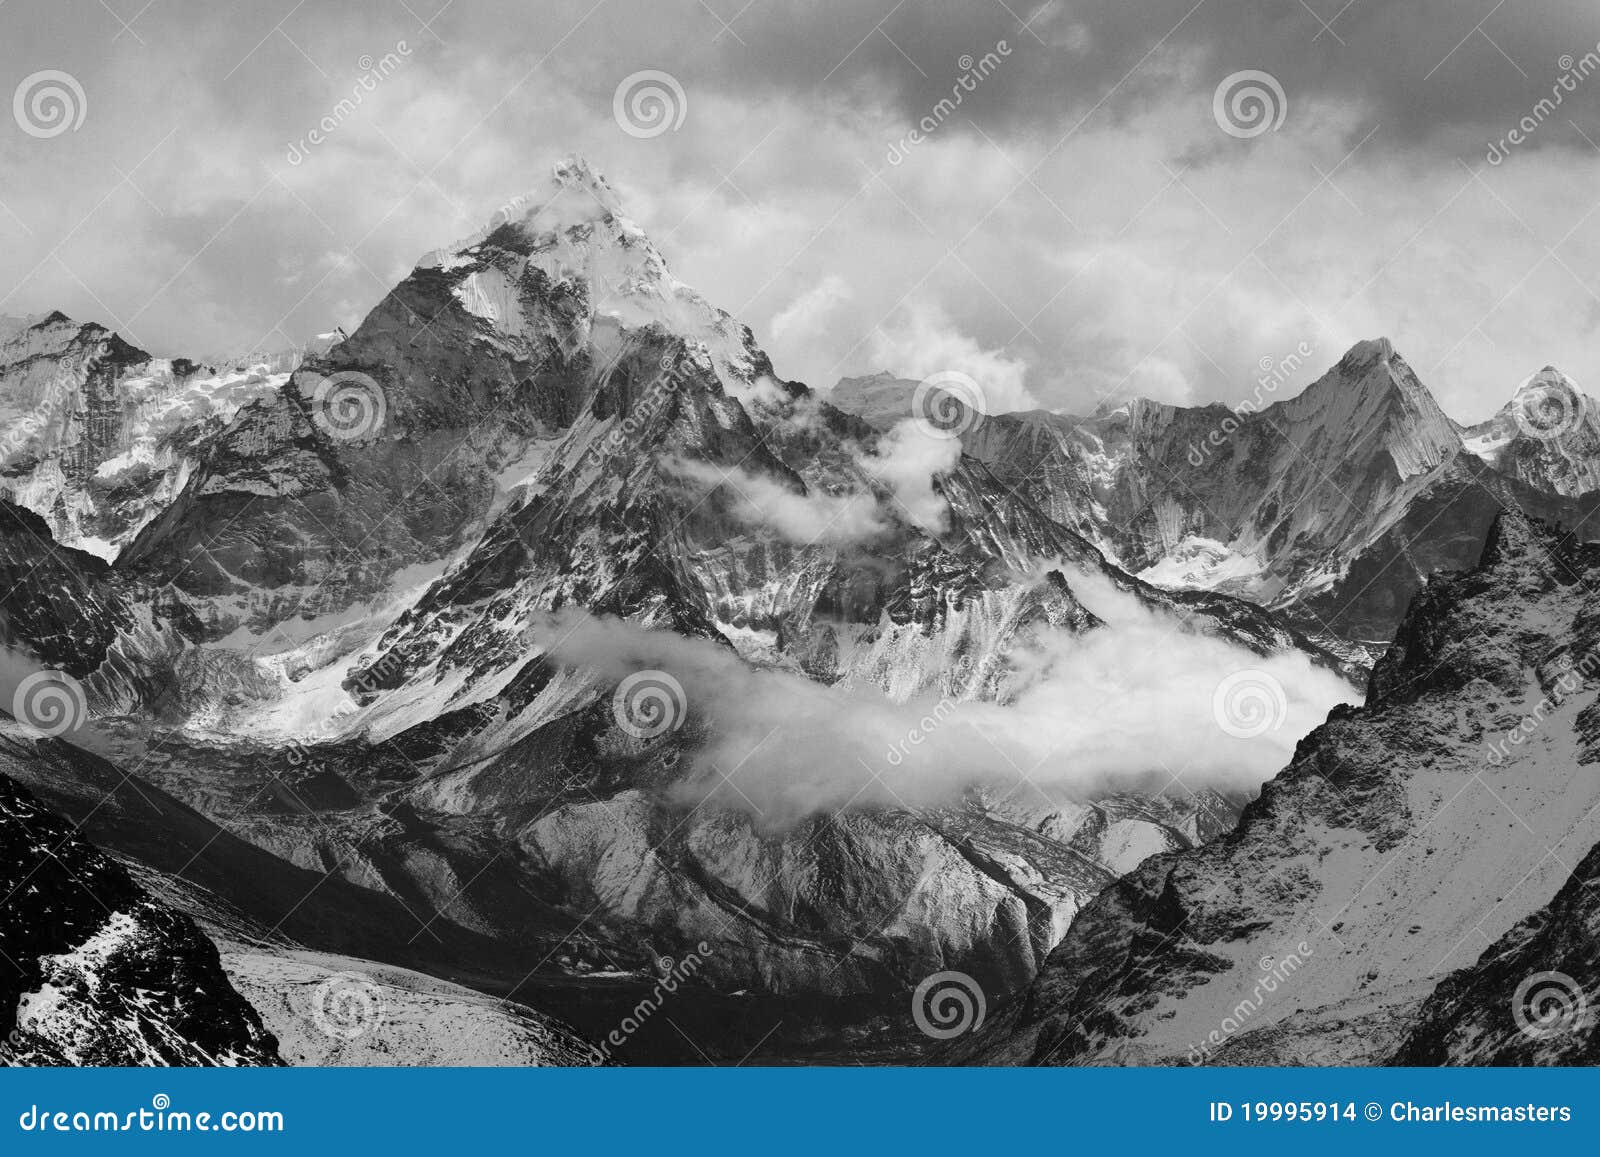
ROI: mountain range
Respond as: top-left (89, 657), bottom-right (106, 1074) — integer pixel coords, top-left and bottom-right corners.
top-left (1, 156), bottom-right (1597, 1066)
top-left (835, 351), bottom-right (1600, 648)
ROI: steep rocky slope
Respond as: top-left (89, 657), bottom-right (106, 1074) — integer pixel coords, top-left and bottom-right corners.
top-left (0, 768), bottom-right (281, 1066)
top-left (1393, 836), bottom-right (1599, 1065)
top-left (0, 312), bottom-right (289, 559)
top-left (968, 510), bottom-right (1600, 1065)
top-left (0, 729), bottom-right (597, 1067)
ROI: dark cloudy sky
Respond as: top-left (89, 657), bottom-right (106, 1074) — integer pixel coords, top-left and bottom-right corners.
top-left (4, 0), bottom-right (1600, 420)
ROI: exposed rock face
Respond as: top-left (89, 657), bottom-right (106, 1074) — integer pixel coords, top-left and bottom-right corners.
top-left (829, 372), bottom-right (923, 429)
top-left (0, 499), bottom-right (194, 718)
top-left (1393, 836), bottom-right (1600, 1065)
top-left (836, 343), bottom-right (1600, 645)
top-left (970, 511), bottom-right (1600, 1066)
top-left (1462, 367), bottom-right (1600, 499)
top-left (0, 769), bottom-right (281, 1066)
top-left (0, 312), bottom-right (286, 560)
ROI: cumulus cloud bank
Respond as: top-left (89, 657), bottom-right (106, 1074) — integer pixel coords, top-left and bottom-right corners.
top-left (661, 411), bottom-right (964, 544)
top-left (536, 575), bottom-right (1359, 827)
top-left (663, 456), bottom-right (887, 545)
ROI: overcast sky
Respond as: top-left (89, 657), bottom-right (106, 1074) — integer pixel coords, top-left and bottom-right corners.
top-left (4, 0), bottom-right (1600, 421)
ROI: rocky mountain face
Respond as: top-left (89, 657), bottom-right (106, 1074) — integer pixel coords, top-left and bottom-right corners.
top-left (834, 342), bottom-right (1600, 647)
top-left (1461, 367), bottom-right (1600, 498)
top-left (967, 511), bottom-right (1600, 1065)
top-left (0, 767), bottom-right (280, 1065)
top-left (0, 312), bottom-right (290, 560)
top-left (0, 159), bottom-right (1361, 1063)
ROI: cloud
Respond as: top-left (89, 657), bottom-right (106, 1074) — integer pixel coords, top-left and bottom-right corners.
top-left (662, 405), bottom-right (964, 542)
top-left (867, 302), bottom-right (1037, 414)
top-left (859, 419), bottom-right (963, 533)
top-left (6, 0), bottom-right (1600, 430)
top-left (537, 583), bottom-right (1359, 827)
top-left (662, 456), bottom-right (887, 545)
top-left (768, 275), bottom-right (853, 351)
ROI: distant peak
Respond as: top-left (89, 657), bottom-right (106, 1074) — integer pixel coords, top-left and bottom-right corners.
top-left (550, 153), bottom-right (606, 189)
top-left (0, 310), bottom-right (75, 332)
top-left (1339, 337), bottom-right (1396, 369)
top-left (1514, 366), bottom-right (1575, 394)
top-left (490, 154), bottom-right (625, 232)
top-left (1479, 506), bottom-right (1557, 569)
top-left (418, 155), bottom-right (641, 272)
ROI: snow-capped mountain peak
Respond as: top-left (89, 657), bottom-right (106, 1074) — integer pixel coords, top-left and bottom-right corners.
top-left (1461, 364), bottom-right (1600, 497)
top-left (0, 311), bottom-right (288, 557)
top-left (1266, 336), bottom-right (1458, 481)
top-left (416, 155), bottom-right (762, 391)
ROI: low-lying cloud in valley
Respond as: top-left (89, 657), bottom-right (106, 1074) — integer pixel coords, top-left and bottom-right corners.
top-left (660, 416), bottom-right (963, 545)
top-left (537, 572), bottom-right (1359, 827)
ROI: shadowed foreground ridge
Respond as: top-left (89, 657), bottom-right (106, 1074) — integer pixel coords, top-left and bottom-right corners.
top-left (0, 770), bottom-right (281, 1066)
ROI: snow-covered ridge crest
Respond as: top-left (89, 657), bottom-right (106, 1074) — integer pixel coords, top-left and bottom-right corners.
top-left (0, 311), bottom-right (291, 558)
top-left (417, 155), bottom-right (762, 393)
